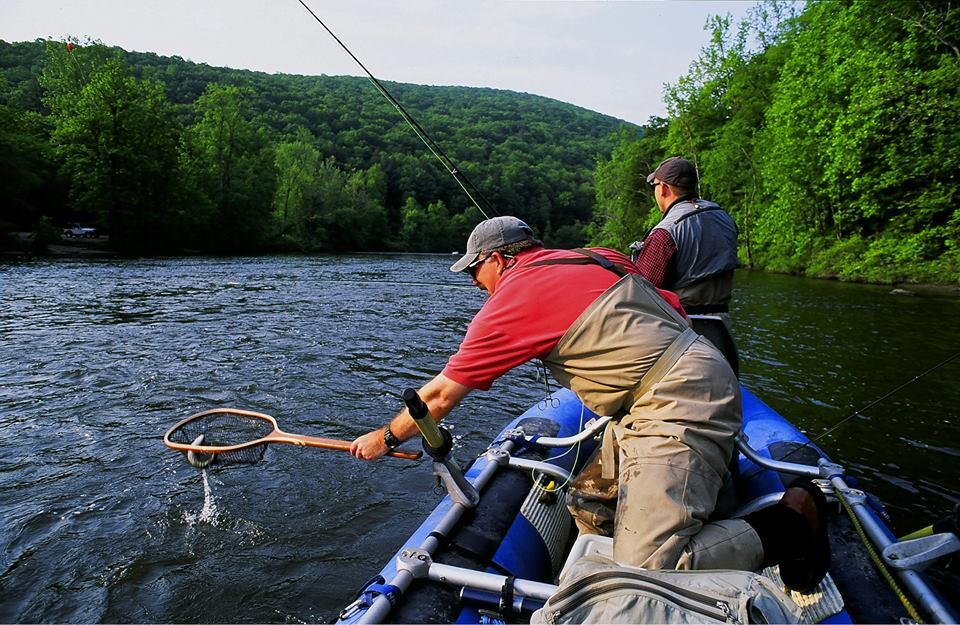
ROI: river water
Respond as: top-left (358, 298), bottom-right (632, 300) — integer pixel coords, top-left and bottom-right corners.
top-left (1, 255), bottom-right (958, 622)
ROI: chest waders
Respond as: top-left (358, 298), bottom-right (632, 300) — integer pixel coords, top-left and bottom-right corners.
top-left (524, 250), bottom-right (754, 570)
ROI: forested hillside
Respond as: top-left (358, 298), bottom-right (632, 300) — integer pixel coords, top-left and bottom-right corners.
top-left (3, 0), bottom-right (958, 285)
top-left (0, 38), bottom-right (627, 253)
top-left (591, 0), bottom-right (959, 285)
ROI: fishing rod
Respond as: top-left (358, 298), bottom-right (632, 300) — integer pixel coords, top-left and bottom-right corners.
top-left (743, 349), bottom-right (960, 481)
top-left (809, 349), bottom-right (960, 446)
top-left (296, 0), bottom-right (497, 220)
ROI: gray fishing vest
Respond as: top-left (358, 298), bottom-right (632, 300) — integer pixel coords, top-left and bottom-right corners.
top-left (654, 199), bottom-right (738, 295)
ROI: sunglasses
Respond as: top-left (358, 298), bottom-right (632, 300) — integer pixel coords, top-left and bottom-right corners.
top-left (467, 253), bottom-right (490, 279)
top-left (648, 181), bottom-right (662, 191)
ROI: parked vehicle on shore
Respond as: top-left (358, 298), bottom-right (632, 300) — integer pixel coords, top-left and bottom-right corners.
top-left (62, 224), bottom-right (97, 238)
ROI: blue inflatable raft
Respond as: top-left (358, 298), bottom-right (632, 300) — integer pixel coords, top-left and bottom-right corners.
top-left (338, 387), bottom-right (958, 624)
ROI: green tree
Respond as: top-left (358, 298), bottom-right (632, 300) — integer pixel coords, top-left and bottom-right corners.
top-left (42, 47), bottom-right (183, 252)
top-left (399, 197), bottom-right (454, 252)
top-left (181, 84), bottom-right (276, 252)
top-left (0, 76), bottom-right (61, 236)
top-left (273, 137), bottom-right (321, 242)
top-left (757, 0), bottom-right (959, 281)
top-left (589, 122), bottom-right (667, 251)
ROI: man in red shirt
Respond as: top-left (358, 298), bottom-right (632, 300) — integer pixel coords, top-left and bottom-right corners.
top-left (351, 217), bottom-right (828, 591)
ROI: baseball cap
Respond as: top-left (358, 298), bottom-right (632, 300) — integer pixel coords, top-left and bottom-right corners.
top-left (646, 156), bottom-right (698, 189)
top-left (450, 216), bottom-right (535, 273)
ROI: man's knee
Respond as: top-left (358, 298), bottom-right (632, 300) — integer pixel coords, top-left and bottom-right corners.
top-left (566, 486), bottom-right (616, 536)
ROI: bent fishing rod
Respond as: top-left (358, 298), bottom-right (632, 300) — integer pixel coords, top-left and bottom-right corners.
top-left (296, 0), bottom-right (497, 220)
top-left (742, 349), bottom-right (960, 482)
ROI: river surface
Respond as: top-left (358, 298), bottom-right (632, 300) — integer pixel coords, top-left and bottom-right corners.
top-left (1, 255), bottom-right (958, 623)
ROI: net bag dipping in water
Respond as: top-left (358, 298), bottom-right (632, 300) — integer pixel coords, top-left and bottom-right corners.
top-left (165, 409), bottom-right (277, 467)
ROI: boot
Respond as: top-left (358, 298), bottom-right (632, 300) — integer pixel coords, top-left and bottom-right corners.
top-left (746, 478), bottom-right (831, 593)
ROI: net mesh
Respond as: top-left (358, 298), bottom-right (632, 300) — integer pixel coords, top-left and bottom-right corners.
top-left (168, 411), bottom-right (274, 466)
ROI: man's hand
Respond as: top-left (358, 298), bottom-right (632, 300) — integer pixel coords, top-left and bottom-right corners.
top-left (350, 429), bottom-right (388, 460)
top-left (350, 373), bottom-right (473, 461)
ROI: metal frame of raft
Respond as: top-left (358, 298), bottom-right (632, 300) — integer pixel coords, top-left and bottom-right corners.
top-left (338, 387), bottom-right (959, 624)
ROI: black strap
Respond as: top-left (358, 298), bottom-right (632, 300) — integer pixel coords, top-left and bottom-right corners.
top-left (675, 203), bottom-right (740, 236)
top-left (674, 204), bottom-right (726, 224)
top-left (525, 248), bottom-right (629, 278)
top-left (684, 303), bottom-right (729, 314)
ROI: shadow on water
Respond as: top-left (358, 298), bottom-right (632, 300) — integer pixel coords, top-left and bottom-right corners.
top-left (0, 257), bottom-right (957, 622)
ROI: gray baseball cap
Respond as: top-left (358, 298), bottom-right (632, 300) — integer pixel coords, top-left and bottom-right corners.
top-left (450, 216), bottom-right (535, 273)
top-left (646, 156), bottom-right (698, 189)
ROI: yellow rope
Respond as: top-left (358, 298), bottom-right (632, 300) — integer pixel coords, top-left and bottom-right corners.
top-left (834, 486), bottom-right (925, 623)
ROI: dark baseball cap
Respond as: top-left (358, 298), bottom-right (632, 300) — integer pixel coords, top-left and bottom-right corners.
top-left (450, 216), bottom-right (535, 273)
top-left (646, 156), bottom-right (698, 188)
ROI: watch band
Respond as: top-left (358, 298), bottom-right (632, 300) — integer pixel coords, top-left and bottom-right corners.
top-left (383, 425), bottom-right (402, 450)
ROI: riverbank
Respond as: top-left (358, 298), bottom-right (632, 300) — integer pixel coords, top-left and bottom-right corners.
top-left (5, 235), bottom-right (959, 296)
top-left (4, 232), bottom-right (113, 257)
top-left (738, 267), bottom-right (960, 297)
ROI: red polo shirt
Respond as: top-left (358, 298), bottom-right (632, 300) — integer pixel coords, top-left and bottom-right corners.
top-left (442, 247), bottom-right (685, 390)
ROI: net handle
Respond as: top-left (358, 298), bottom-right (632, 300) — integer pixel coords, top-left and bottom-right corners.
top-left (163, 408), bottom-right (422, 460)
top-left (270, 430), bottom-right (422, 460)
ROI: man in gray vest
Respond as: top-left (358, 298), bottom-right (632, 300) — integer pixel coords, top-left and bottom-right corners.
top-left (631, 156), bottom-right (740, 375)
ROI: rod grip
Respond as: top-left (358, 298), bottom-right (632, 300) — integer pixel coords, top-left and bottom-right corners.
top-left (402, 388), bottom-right (446, 451)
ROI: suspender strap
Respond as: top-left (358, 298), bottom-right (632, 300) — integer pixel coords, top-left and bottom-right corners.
top-left (674, 205), bottom-right (726, 224)
top-left (525, 248), bottom-right (629, 277)
top-left (600, 327), bottom-right (701, 480)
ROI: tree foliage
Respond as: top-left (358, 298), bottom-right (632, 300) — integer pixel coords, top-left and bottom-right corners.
top-left (42, 44), bottom-right (182, 252)
top-left (0, 37), bottom-right (625, 254)
top-left (3, 5), bottom-right (957, 285)
top-left (590, 0), bottom-right (959, 284)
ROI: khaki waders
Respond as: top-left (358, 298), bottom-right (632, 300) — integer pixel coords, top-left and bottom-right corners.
top-left (544, 274), bottom-right (763, 571)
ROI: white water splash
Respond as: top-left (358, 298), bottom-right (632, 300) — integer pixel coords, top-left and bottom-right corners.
top-left (182, 470), bottom-right (220, 526)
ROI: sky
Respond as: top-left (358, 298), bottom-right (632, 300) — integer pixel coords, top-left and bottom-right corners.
top-left (0, 0), bottom-right (758, 126)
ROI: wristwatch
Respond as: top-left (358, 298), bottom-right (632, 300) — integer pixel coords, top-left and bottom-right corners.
top-left (383, 425), bottom-right (402, 450)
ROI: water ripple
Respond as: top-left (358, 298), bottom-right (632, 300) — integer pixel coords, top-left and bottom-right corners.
top-left (0, 258), bottom-right (958, 621)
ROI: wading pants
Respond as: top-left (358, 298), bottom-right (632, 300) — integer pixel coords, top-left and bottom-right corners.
top-left (566, 340), bottom-right (764, 571)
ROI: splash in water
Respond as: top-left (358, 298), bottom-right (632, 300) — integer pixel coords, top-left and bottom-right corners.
top-left (183, 470), bottom-right (220, 526)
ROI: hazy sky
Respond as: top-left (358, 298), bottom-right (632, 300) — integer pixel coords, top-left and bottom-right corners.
top-left (1, 0), bottom-right (758, 126)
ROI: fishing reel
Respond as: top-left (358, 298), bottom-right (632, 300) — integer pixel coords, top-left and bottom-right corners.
top-left (402, 388), bottom-right (479, 507)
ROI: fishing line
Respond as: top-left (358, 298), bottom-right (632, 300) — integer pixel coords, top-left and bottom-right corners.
top-left (295, 0), bottom-right (497, 219)
top-left (531, 401), bottom-right (587, 494)
top-left (740, 349), bottom-right (960, 483)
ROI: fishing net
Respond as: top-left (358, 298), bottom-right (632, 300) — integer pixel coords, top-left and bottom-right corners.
top-left (167, 411), bottom-right (274, 466)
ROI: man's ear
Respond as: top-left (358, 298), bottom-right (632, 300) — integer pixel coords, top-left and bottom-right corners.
top-left (491, 252), bottom-right (509, 275)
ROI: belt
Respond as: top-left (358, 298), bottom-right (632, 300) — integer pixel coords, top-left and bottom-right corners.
top-left (600, 327), bottom-right (701, 479)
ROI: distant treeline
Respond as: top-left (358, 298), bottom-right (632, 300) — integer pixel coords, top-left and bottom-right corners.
top-left (591, 0), bottom-right (959, 285)
top-left (1, 0), bottom-right (957, 284)
top-left (0, 38), bottom-right (624, 254)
